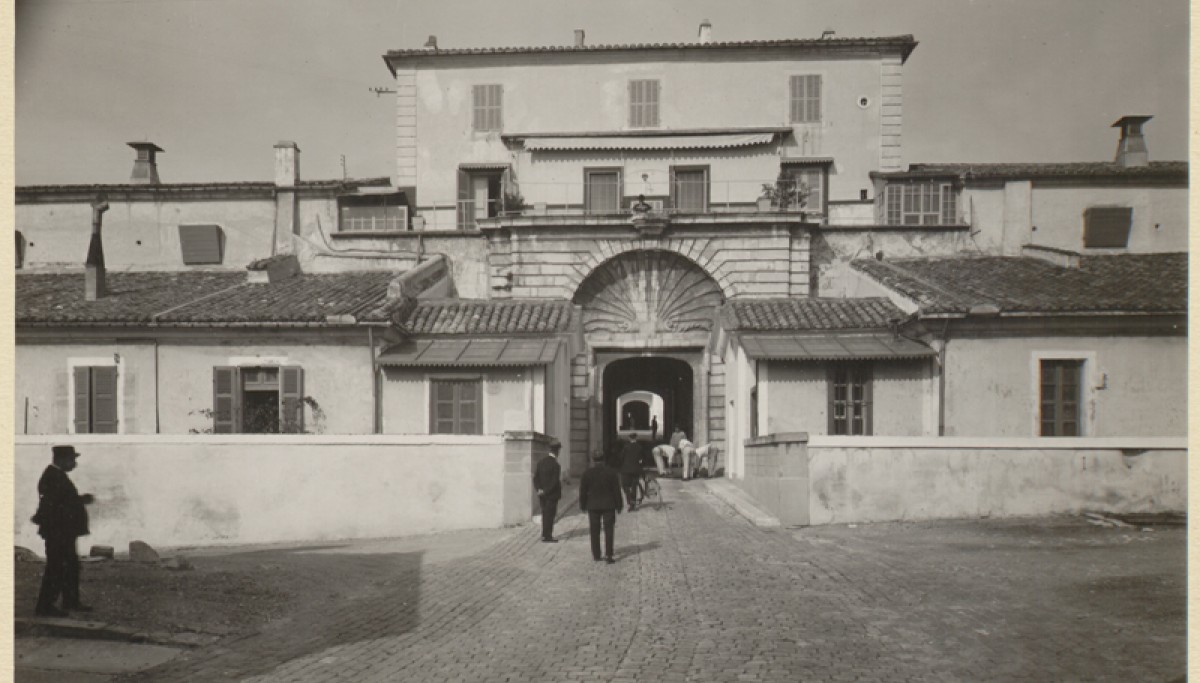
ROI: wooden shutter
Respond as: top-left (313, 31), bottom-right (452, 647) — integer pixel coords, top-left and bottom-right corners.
top-left (459, 379), bottom-right (481, 435)
top-left (178, 225), bottom-right (223, 265)
top-left (431, 380), bottom-right (456, 434)
top-left (213, 367), bottom-right (239, 434)
top-left (91, 366), bottom-right (119, 433)
top-left (859, 364), bottom-right (873, 436)
top-left (73, 366), bottom-right (91, 434)
top-left (1083, 208), bottom-right (1133, 248)
top-left (456, 168), bottom-right (471, 230)
top-left (628, 81), bottom-right (638, 127)
top-left (280, 366), bottom-right (305, 433)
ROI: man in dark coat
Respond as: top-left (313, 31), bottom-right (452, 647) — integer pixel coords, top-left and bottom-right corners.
top-left (533, 439), bottom-right (563, 542)
top-left (578, 451), bottom-right (623, 563)
top-left (33, 445), bottom-right (95, 617)
top-left (618, 433), bottom-right (644, 511)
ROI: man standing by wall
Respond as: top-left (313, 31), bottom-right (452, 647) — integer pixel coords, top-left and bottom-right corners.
top-left (533, 439), bottom-right (563, 543)
top-left (579, 451), bottom-right (623, 564)
top-left (32, 445), bottom-right (95, 617)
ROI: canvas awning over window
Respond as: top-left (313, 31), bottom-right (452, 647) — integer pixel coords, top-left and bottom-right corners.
top-left (740, 333), bottom-right (936, 361)
top-left (524, 132), bottom-right (778, 152)
top-left (377, 338), bottom-right (560, 367)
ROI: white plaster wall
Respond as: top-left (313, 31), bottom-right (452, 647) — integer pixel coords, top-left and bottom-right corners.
top-left (1029, 186), bottom-right (1188, 253)
top-left (13, 435), bottom-right (507, 549)
top-left (943, 336), bottom-right (1187, 437)
top-left (766, 360), bottom-right (930, 436)
top-left (381, 366), bottom-right (535, 434)
top-left (804, 438), bottom-right (1187, 524)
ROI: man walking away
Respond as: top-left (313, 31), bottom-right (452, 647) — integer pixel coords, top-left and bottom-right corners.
top-left (579, 450), bottom-right (623, 564)
top-left (33, 445), bottom-right (95, 617)
top-left (534, 439), bottom-right (563, 543)
top-left (650, 416), bottom-right (659, 443)
top-left (619, 433), bottom-right (643, 511)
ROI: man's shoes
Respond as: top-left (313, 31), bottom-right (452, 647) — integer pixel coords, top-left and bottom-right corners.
top-left (65, 604), bottom-right (94, 613)
top-left (593, 556), bottom-right (603, 561)
top-left (35, 606), bottom-right (69, 618)
top-left (541, 538), bottom-right (558, 543)
top-left (605, 557), bottom-right (615, 564)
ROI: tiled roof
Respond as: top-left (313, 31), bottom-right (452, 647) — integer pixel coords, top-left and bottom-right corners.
top-left (402, 299), bottom-right (576, 335)
top-left (17, 271), bottom-right (402, 325)
top-left (851, 253), bottom-right (1187, 316)
top-left (722, 298), bottom-right (908, 332)
top-left (880, 162), bottom-right (1186, 182)
top-left (16, 177), bottom-right (392, 200)
top-left (386, 35), bottom-right (918, 62)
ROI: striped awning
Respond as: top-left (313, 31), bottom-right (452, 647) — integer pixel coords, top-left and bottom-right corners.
top-left (741, 333), bottom-right (936, 361)
top-left (377, 338), bottom-right (560, 367)
top-left (524, 132), bottom-right (778, 152)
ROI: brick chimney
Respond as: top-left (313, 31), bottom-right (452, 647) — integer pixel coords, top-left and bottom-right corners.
top-left (85, 194), bottom-right (109, 301)
top-left (574, 29), bottom-right (585, 47)
top-left (1113, 115), bottom-right (1152, 167)
top-left (698, 19), bottom-right (712, 44)
top-left (127, 142), bottom-right (163, 184)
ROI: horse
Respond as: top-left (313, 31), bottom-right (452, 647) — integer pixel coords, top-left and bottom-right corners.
top-left (651, 442), bottom-right (721, 479)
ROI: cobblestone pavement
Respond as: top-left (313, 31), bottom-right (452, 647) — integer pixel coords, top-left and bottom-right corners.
top-left (122, 480), bottom-right (1185, 682)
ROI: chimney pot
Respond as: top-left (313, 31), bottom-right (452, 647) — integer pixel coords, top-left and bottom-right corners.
top-left (698, 19), bottom-right (712, 44)
top-left (126, 141), bottom-right (163, 184)
top-left (424, 35), bottom-right (438, 50)
top-left (1112, 115), bottom-right (1152, 167)
top-left (574, 29), bottom-right (585, 47)
top-left (274, 141), bottom-right (300, 187)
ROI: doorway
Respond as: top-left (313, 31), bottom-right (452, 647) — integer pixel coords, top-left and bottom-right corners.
top-left (601, 355), bottom-right (693, 456)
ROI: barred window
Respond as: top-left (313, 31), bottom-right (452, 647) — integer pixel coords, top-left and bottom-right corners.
top-left (629, 79), bottom-right (660, 128)
top-left (472, 84), bottom-right (503, 132)
top-left (885, 181), bottom-right (959, 225)
top-left (789, 75), bottom-right (821, 123)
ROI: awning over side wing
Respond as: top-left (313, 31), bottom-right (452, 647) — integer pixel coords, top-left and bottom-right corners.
top-left (377, 338), bottom-right (561, 366)
top-left (524, 132), bottom-right (778, 152)
top-left (740, 333), bottom-right (936, 361)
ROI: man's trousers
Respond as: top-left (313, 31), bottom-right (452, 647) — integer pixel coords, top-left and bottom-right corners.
top-left (37, 534), bottom-right (80, 611)
top-left (588, 509), bottom-right (616, 559)
top-left (539, 496), bottom-right (559, 540)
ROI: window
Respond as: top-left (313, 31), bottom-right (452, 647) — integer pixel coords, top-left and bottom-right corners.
top-left (789, 75), bottom-right (821, 123)
top-left (1040, 359), bottom-right (1082, 436)
top-left (670, 166), bottom-right (709, 212)
top-left (1083, 207), bottom-right (1133, 248)
top-left (457, 169), bottom-right (505, 230)
top-left (73, 366), bottom-right (118, 433)
top-left (213, 366), bottom-right (305, 434)
top-left (884, 181), bottom-right (959, 225)
top-left (178, 225), bottom-right (224, 264)
top-left (431, 378), bottom-right (482, 435)
top-left (472, 84), bottom-right (503, 132)
top-left (782, 165), bottom-right (827, 214)
top-left (339, 194), bottom-right (407, 232)
top-left (828, 362), bottom-right (872, 435)
top-left (628, 79), bottom-right (660, 128)
top-left (584, 169), bottom-right (621, 214)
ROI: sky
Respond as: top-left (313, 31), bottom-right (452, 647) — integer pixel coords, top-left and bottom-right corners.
top-left (12, 0), bottom-right (1191, 185)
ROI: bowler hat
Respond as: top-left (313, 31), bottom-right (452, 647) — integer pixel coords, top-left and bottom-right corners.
top-left (52, 445), bottom-right (81, 460)
top-left (548, 438), bottom-right (562, 452)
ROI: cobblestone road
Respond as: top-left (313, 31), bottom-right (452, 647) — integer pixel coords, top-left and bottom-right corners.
top-left (124, 480), bottom-right (1185, 682)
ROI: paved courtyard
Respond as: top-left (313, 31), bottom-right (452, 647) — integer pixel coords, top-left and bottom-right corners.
top-left (118, 479), bottom-right (1184, 682)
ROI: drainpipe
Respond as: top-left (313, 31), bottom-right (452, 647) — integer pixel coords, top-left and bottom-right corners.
top-left (368, 326), bottom-right (379, 433)
top-left (937, 319), bottom-right (950, 436)
top-left (154, 338), bottom-right (161, 433)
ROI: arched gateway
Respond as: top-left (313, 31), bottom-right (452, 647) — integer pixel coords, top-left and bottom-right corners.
top-left (572, 250), bottom-right (726, 459)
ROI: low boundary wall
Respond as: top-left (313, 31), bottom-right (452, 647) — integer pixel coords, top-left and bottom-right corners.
top-left (740, 434), bottom-right (1187, 526)
top-left (15, 432), bottom-right (551, 551)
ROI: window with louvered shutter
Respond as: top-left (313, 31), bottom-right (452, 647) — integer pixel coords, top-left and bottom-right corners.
top-left (280, 366), bottom-right (305, 433)
top-left (212, 367), bottom-right (238, 434)
top-left (73, 366), bottom-right (119, 433)
top-left (629, 79), bottom-right (659, 128)
top-left (472, 84), bottom-right (503, 132)
top-left (430, 379), bottom-right (483, 435)
top-left (178, 225), bottom-right (224, 265)
top-left (74, 367), bottom-right (91, 434)
top-left (1083, 207), bottom-right (1133, 248)
top-left (790, 75), bottom-right (821, 123)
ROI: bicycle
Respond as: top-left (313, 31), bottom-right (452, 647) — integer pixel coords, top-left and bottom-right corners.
top-left (637, 467), bottom-right (661, 505)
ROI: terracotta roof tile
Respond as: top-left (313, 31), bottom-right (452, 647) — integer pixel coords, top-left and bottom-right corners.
top-left (722, 298), bottom-right (908, 332)
top-left (850, 253), bottom-right (1187, 315)
top-left (402, 299), bottom-right (576, 335)
top-left (157, 272), bottom-right (399, 323)
top-left (17, 272), bottom-right (247, 324)
top-left (881, 162), bottom-right (1186, 182)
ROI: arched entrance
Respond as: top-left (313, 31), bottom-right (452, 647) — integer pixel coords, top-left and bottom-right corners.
top-left (602, 356), bottom-right (693, 455)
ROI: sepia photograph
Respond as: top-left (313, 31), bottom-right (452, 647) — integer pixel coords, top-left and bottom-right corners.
top-left (11, 0), bottom-right (1188, 680)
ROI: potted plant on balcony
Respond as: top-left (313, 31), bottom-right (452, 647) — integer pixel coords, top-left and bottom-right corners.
top-left (759, 173), bottom-right (810, 212)
top-left (501, 189), bottom-right (526, 216)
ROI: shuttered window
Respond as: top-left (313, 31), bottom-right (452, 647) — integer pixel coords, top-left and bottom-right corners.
top-left (1083, 207), bottom-right (1133, 248)
top-left (827, 362), bottom-right (872, 435)
top-left (1040, 359), bottom-right (1082, 437)
top-left (884, 181), bottom-right (959, 225)
top-left (670, 166), bottom-right (709, 212)
top-left (628, 79), bottom-right (660, 128)
top-left (472, 84), bottom-right (503, 132)
top-left (212, 366), bottom-right (305, 434)
top-left (431, 379), bottom-right (482, 435)
top-left (789, 75), bottom-right (821, 123)
top-left (584, 170), bottom-right (621, 214)
top-left (73, 366), bottom-right (118, 434)
top-left (178, 225), bottom-right (224, 264)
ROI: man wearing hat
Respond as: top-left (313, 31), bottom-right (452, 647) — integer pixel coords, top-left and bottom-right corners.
top-left (32, 445), bottom-right (95, 617)
top-left (533, 438), bottom-right (563, 543)
top-left (579, 450), bottom-right (623, 564)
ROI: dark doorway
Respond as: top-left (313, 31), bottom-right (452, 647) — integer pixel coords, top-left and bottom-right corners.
top-left (602, 356), bottom-right (693, 456)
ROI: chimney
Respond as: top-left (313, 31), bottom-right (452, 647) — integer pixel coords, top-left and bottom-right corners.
top-left (423, 35), bottom-right (438, 50)
top-left (274, 141), bottom-right (300, 187)
top-left (127, 142), bottom-right (163, 184)
top-left (698, 19), bottom-right (712, 44)
top-left (1113, 115), bottom-right (1152, 167)
top-left (574, 29), bottom-right (585, 47)
top-left (85, 194), bottom-right (109, 301)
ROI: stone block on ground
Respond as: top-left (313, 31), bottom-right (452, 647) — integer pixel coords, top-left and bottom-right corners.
top-left (129, 541), bottom-right (160, 563)
top-left (90, 545), bottom-right (115, 559)
top-left (161, 556), bottom-right (193, 571)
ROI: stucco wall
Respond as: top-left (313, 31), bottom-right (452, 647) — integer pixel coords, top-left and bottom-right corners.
top-left (381, 366), bottom-right (536, 434)
top-left (812, 227), bottom-right (972, 297)
top-left (943, 335), bottom-right (1187, 438)
top-left (409, 49), bottom-right (893, 208)
top-left (16, 343), bottom-right (158, 436)
top-left (763, 359), bottom-right (932, 436)
top-left (13, 435), bottom-right (517, 550)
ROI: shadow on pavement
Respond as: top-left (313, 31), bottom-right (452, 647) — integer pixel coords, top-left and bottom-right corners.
top-left (616, 541), bottom-right (660, 561)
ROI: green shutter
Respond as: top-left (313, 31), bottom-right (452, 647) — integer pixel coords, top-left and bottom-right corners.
top-left (91, 366), bottom-right (119, 433)
top-left (213, 366), bottom-right (238, 434)
top-left (74, 366), bottom-right (91, 434)
top-left (280, 366), bottom-right (304, 433)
